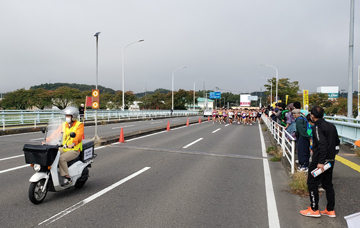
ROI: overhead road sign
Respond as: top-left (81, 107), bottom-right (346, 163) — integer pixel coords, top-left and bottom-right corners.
top-left (248, 96), bottom-right (258, 101)
top-left (209, 92), bottom-right (221, 99)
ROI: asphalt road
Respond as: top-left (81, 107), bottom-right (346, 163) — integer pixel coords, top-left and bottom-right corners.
top-left (0, 118), bottom-right (358, 227)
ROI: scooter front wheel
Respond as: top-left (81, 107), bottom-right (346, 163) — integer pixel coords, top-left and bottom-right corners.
top-left (29, 179), bottom-right (47, 204)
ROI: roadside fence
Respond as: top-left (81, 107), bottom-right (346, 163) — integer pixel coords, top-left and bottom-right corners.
top-left (262, 115), bottom-right (296, 174)
top-left (324, 116), bottom-right (360, 146)
top-left (0, 109), bottom-right (199, 130)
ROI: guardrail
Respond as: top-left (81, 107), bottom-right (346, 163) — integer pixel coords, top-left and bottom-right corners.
top-left (262, 115), bottom-right (296, 174)
top-left (324, 116), bottom-right (360, 146)
top-left (262, 114), bottom-right (360, 173)
top-left (0, 109), bottom-right (199, 130)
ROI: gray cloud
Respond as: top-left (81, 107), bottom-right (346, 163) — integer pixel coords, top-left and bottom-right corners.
top-left (1, 0), bottom-right (359, 94)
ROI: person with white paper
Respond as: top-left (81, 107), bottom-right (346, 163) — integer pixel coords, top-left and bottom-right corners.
top-left (300, 106), bottom-right (340, 218)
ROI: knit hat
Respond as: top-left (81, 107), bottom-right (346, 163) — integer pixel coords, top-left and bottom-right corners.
top-left (292, 109), bottom-right (301, 115)
top-left (287, 103), bottom-right (294, 110)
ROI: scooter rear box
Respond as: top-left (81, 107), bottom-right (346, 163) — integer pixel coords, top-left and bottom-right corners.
top-left (23, 144), bottom-right (58, 166)
top-left (81, 140), bottom-right (94, 161)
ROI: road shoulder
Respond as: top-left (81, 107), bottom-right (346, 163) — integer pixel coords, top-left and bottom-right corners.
top-left (261, 124), bottom-right (338, 228)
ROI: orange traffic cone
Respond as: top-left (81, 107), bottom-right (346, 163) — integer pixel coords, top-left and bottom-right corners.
top-left (186, 118), bottom-right (189, 126)
top-left (166, 121), bottom-right (170, 131)
top-left (199, 117), bottom-right (201, 123)
top-left (119, 127), bottom-right (125, 143)
top-left (208, 116), bottom-right (210, 121)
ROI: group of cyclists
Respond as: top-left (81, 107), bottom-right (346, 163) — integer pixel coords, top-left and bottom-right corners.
top-left (211, 108), bottom-right (265, 125)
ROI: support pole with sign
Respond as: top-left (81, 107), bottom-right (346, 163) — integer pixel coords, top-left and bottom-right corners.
top-left (92, 89), bottom-right (100, 141)
top-left (94, 32), bottom-right (101, 142)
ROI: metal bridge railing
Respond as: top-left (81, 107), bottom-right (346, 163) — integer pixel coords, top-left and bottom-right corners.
top-left (262, 114), bottom-right (360, 173)
top-left (325, 116), bottom-right (360, 146)
top-left (0, 109), bottom-right (199, 130)
top-left (262, 115), bottom-right (296, 174)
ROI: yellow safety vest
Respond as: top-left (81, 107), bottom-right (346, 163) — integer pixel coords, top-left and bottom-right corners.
top-left (62, 121), bottom-right (83, 152)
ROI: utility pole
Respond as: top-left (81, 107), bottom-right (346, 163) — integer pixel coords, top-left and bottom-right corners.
top-left (348, 0), bottom-right (355, 118)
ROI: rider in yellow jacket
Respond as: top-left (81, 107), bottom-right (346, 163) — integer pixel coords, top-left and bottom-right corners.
top-left (45, 107), bottom-right (84, 186)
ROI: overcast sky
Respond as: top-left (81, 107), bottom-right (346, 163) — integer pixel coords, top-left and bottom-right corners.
top-left (1, 0), bottom-right (360, 95)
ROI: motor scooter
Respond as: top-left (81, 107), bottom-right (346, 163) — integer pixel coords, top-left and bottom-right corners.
top-left (23, 119), bottom-right (96, 204)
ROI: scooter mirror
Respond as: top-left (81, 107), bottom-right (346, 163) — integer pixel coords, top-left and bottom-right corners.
top-left (41, 128), bottom-right (46, 134)
top-left (70, 132), bottom-right (76, 138)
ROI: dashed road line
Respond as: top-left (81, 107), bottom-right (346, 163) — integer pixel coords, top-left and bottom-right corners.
top-left (212, 128), bottom-right (221, 133)
top-left (111, 125), bottom-right (135, 129)
top-left (0, 154), bottom-right (24, 161)
top-left (38, 167), bottom-right (151, 226)
top-left (183, 138), bottom-right (203, 149)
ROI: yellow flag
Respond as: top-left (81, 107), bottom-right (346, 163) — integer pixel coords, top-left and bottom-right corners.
top-left (303, 90), bottom-right (309, 111)
top-left (286, 95), bottom-right (289, 105)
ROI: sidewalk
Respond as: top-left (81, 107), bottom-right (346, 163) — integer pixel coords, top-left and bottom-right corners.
top-left (263, 123), bottom-right (360, 227)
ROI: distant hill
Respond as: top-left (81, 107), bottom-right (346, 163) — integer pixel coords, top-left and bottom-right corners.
top-left (29, 83), bottom-right (171, 98)
top-left (135, 88), bottom-right (171, 98)
top-left (30, 83), bottom-right (116, 94)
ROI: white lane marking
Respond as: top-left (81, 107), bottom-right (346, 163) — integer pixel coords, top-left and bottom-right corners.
top-left (30, 138), bottom-right (44, 141)
top-left (0, 145), bottom-right (107, 175)
top-left (0, 164), bottom-right (29, 174)
top-left (170, 125), bottom-right (188, 130)
top-left (212, 128), bottom-right (221, 133)
top-left (224, 124), bottom-right (230, 127)
top-left (111, 125), bottom-right (135, 129)
top-left (183, 138), bottom-right (203, 149)
top-left (0, 132), bottom-right (42, 138)
top-left (0, 154), bottom-right (24, 161)
top-left (38, 167), bottom-right (151, 226)
top-left (95, 146), bottom-right (107, 150)
top-left (258, 123), bottom-right (280, 228)
top-left (124, 131), bottom-right (166, 142)
top-left (150, 121), bottom-right (162, 124)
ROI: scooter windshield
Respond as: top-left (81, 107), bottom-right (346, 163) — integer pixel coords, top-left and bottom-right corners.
top-left (45, 118), bottom-right (63, 145)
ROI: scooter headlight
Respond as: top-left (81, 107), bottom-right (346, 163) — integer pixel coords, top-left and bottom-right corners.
top-left (33, 164), bottom-right (41, 172)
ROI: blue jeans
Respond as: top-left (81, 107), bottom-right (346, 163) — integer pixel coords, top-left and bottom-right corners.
top-left (297, 136), bottom-right (310, 167)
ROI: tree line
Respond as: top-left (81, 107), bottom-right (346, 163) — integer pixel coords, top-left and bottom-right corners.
top-left (0, 87), bottom-right (197, 110)
top-left (0, 79), bottom-right (355, 116)
top-left (262, 78), bottom-right (357, 116)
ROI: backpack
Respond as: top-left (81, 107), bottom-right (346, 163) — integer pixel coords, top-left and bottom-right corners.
top-left (306, 123), bottom-right (313, 138)
top-left (295, 116), bottom-right (310, 138)
top-left (280, 110), bottom-right (289, 127)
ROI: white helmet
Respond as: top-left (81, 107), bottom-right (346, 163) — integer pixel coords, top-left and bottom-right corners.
top-left (62, 107), bottom-right (79, 120)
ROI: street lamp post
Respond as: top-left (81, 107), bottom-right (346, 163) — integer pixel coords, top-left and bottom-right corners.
top-left (260, 77), bottom-right (273, 105)
top-left (193, 78), bottom-right (205, 111)
top-left (122, 40), bottom-right (144, 110)
top-left (348, 0), bottom-right (355, 118)
top-left (172, 66), bottom-right (186, 110)
top-left (93, 32), bottom-right (101, 141)
top-left (261, 64), bottom-right (278, 103)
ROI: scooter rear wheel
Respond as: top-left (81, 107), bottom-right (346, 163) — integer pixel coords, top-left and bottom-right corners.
top-left (29, 179), bottom-right (47, 204)
top-left (75, 167), bottom-right (89, 188)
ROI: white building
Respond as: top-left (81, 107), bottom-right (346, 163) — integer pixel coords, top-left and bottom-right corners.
top-left (187, 98), bottom-right (214, 110)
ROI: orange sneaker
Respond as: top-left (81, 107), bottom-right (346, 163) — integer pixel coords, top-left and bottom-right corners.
top-left (300, 207), bottom-right (321, 217)
top-left (320, 208), bottom-right (336, 218)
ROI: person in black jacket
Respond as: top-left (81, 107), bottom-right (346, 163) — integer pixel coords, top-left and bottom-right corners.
top-left (300, 106), bottom-right (340, 218)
